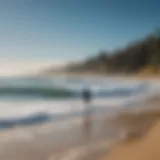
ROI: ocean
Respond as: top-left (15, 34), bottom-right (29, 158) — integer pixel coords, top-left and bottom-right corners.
top-left (0, 75), bottom-right (158, 129)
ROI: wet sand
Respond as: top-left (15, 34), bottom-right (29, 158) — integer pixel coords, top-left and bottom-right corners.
top-left (0, 111), bottom-right (116, 160)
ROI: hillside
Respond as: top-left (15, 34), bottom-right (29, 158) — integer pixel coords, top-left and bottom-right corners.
top-left (66, 30), bottom-right (160, 75)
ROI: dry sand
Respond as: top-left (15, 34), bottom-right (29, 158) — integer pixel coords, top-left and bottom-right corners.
top-left (101, 96), bottom-right (160, 160)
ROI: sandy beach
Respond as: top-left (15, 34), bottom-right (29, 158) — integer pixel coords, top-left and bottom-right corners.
top-left (101, 95), bottom-right (160, 160)
top-left (0, 95), bottom-right (158, 160)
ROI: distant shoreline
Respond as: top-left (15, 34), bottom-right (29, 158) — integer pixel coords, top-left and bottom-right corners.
top-left (39, 71), bottom-right (160, 82)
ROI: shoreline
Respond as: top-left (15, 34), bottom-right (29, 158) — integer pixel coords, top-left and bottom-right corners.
top-left (39, 72), bottom-right (160, 82)
top-left (0, 95), bottom-right (158, 160)
top-left (101, 95), bottom-right (160, 160)
top-left (0, 74), bottom-right (159, 159)
top-left (0, 110), bottom-right (117, 160)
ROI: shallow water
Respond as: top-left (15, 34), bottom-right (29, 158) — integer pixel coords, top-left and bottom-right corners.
top-left (0, 75), bottom-right (158, 128)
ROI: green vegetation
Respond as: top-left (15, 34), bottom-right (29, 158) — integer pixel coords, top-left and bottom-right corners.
top-left (67, 30), bottom-right (160, 75)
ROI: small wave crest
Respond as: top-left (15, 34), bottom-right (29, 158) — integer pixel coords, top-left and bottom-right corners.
top-left (0, 86), bottom-right (147, 100)
top-left (0, 87), bottom-right (73, 98)
top-left (0, 112), bottom-right (52, 129)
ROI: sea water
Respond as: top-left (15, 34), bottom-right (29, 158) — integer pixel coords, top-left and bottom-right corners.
top-left (0, 75), bottom-right (158, 129)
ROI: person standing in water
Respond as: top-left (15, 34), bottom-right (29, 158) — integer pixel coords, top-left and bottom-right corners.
top-left (83, 87), bottom-right (92, 105)
top-left (82, 87), bottom-right (92, 140)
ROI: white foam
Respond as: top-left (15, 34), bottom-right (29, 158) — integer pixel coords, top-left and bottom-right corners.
top-left (0, 77), bottom-right (159, 120)
top-left (0, 97), bottom-right (127, 119)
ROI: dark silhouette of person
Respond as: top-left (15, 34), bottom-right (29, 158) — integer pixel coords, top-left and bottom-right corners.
top-left (82, 87), bottom-right (92, 140)
top-left (82, 87), bottom-right (92, 104)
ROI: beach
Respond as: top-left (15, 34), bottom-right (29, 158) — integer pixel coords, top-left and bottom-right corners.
top-left (0, 1), bottom-right (160, 159)
top-left (101, 95), bottom-right (160, 160)
top-left (0, 96), bottom-right (159, 160)
top-left (0, 75), bottom-right (158, 160)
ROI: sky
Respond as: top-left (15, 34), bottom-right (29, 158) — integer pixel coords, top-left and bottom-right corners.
top-left (0, 0), bottom-right (160, 65)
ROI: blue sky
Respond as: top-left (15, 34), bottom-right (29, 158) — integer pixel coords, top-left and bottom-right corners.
top-left (0, 0), bottom-right (160, 63)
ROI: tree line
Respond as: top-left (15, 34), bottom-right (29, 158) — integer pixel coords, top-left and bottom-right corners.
top-left (67, 30), bottom-right (160, 74)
